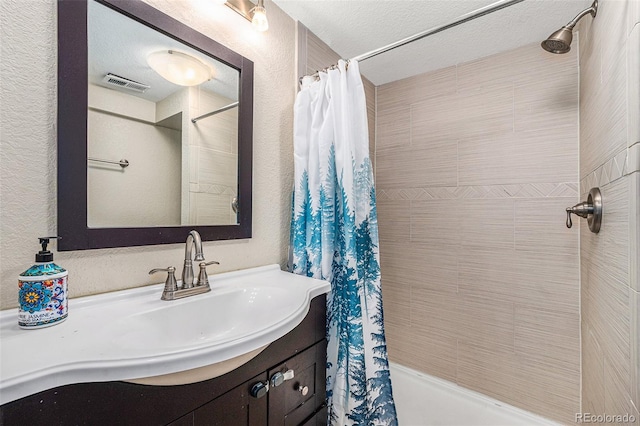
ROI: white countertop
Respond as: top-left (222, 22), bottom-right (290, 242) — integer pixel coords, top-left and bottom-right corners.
top-left (0, 264), bottom-right (330, 405)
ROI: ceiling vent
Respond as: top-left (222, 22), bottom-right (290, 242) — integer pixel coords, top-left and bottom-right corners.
top-left (102, 73), bottom-right (150, 93)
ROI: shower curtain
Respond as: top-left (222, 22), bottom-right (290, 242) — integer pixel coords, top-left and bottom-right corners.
top-left (290, 60), bottom-right (398, 426)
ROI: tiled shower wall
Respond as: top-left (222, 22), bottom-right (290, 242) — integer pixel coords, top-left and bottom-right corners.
top-left (376, 44), bottom-right (581, 422)
top-left (578, 0), bottom-right (640, 421)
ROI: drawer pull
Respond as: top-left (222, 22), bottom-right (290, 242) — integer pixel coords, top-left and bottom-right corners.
top-left (296, 384), bottom-right (309, 396)
top-left (270, 369), bottom-right (295, 387)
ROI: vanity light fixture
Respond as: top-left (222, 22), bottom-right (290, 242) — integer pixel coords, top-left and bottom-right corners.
top-left (147, 50), bottom-right (214, 86)
top-left (225, 0), bottom-right (269, 32)
top-left (251, 0), bottom-right (268, 32)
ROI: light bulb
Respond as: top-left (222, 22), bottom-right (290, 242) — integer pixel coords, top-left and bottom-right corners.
top-left (251, 6), bottom-right (268, 32)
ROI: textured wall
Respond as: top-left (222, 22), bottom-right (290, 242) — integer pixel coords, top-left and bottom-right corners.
top-left (0, 0), bottom-right (296, 309)
top-left (376, 42), bottom-right (581, 423)
top-left (578, 0), bottom-right (640, 421)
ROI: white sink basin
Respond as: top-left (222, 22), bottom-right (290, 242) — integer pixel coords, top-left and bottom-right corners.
top-left (108, 286), bottom-right (296, 352)
top-left (0, 264), bottom-right (330, 405)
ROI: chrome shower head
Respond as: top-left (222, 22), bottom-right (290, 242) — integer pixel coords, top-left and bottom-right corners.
top-left (541, 0), bottom-right (597, 54)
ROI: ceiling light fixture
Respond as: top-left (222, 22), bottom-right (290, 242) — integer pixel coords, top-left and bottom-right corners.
top-left (147, 50), bottom-right (214, 86)
top-left (225, 0), bottom-right (269, 32)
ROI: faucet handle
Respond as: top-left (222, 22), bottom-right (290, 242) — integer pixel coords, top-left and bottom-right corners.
top-left (149, 266), bottom-right (178, 297)
top-left (197, 261), bottom-right (220, 287)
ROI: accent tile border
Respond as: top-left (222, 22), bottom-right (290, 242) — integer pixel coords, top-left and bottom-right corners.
top-left (377, 182), bottom-right (578, 201)
top-left (580, 143), bottom-right (640, 194)
top-left (189, 183), bottom-right (237, 196)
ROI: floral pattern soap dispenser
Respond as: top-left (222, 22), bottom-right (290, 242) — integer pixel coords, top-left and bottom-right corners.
top-left (18, 237), bottom-right (68, 329)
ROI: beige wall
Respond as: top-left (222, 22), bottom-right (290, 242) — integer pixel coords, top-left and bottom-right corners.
top-left (87, 109), bottom-right (182, 227)
top-left (154, 86), bottom-right (192, 223)
top-left (578, 0), bottom-right (640, 421)
top-left (87, 85), bottom-right (182, 227)
top-left (376, 43), bottom-right (581, 423)
top-left (188, 89), bottom-right (238, 225)
top-left (0, 0), bottom-right (296, 309)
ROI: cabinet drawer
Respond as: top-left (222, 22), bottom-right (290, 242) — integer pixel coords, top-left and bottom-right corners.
top-left (192, 372), bottom-right (268, 426)
top-left (300, 405), bottom-right (327, 426)
top-left (268, 339), bottom-right (327, 426)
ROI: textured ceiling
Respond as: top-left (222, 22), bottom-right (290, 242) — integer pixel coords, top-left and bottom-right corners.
top-left (273, 0), bottom-right (593, 85)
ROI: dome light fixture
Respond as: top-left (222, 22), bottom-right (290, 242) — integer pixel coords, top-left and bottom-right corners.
top-left (147, 50), bottom-right (214, 86)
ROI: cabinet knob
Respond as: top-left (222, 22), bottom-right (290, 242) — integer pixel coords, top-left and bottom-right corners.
top-left (296, 384), bottom-right (309, 396)
top-left (250, 381), bottom-right (269, 399)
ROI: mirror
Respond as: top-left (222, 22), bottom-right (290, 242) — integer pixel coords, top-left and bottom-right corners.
top-left (58, 0), bottom-right (253, 250)
top-left (88, 0), bottom-right (241, 228)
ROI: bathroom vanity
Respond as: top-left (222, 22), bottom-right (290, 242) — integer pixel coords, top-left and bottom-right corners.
top-left (0, 266), bottom-right (330, 425)
top-left (0, 295), bottom-right (327, 425)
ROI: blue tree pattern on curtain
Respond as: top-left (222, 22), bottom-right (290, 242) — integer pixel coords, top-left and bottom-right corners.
top-left (290, 60), bottom-right (397, 426)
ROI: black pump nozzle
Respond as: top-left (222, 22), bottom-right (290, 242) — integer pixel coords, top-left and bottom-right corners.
top-left (36, 236), bottom-right (60, 262)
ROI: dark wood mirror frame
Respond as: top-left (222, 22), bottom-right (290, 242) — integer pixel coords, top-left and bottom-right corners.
top-left (57, 0), bottom-right (253, 251)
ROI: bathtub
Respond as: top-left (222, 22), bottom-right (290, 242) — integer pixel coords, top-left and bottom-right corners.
top-left (390, 363), bottom-right (560, 426)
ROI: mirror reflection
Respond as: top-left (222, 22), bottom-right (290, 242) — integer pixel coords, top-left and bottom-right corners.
top-left (87, 0), bottom-right (240, 228)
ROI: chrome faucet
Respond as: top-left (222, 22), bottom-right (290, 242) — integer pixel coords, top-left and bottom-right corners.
top-left (149, 230), bottom-right (219, 300)
top-left (182, 230), bottom-right (205, 289)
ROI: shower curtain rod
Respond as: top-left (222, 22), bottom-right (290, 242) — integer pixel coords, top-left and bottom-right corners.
top-left (300, 0), bottom-right (525, 82)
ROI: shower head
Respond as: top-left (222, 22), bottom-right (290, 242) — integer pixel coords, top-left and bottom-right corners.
top-left (541, 0), bottom-right (597, 54)
top-left (541, 26), bottom-right (574, 54)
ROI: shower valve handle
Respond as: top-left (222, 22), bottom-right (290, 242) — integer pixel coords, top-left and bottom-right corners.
top-left (565, 202), bottom-right (593, 228)
top-left (565, 188), bottom-right (602, 233)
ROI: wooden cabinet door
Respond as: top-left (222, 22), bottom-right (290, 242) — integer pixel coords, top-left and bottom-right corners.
top-left (299, 405), bottom-right (327, 426)
top-left (193, 372), bottom-right (268, 426)
top-left (267, 340), bottom-right (327, 426)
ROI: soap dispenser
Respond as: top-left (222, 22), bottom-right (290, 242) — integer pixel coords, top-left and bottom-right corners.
top-left (18, 237), bottom-right (68, 329)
